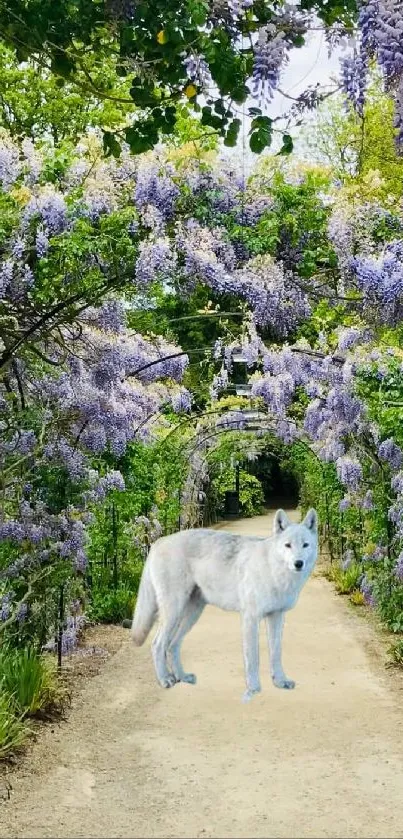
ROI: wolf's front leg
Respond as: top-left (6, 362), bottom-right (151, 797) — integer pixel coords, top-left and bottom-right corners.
top-left (265, 611), bottom-right (295, 690)
top-left (241, 613), bottom-right (261, 702)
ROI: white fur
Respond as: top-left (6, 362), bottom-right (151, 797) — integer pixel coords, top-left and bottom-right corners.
top-left (131, 508), bottom-right (318, 701)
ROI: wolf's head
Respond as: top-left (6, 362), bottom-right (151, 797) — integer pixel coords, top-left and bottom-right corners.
top-left (272, 509), bottom-right (318, 575)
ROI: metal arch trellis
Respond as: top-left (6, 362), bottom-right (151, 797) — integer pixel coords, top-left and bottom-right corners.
top-left (134, 402), bottom-right (262, 443)
top-left (180, 421), bottom-right (276, 528)
top-left (185, 418), bottom-right (278, 458)
top-left (126, 343), bottom-right (345, 381)
top-left (177, 416), bottom-right (330, 533)
top-left (148, 399), bottom-right (323, 464)
top-left (183, 421), bottom-right (327, 474)
top-left (185, 428), bottom-right (281, 528)
top-left (131, 361), bottom-right (334, 532)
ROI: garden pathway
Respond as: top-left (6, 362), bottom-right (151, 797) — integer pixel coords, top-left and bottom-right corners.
top-left (2, 510), bottom-right (403, 838)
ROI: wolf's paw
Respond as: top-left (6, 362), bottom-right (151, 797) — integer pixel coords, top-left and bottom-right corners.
top-left (242, 687), bottom-right (261, 703)
top-left (160, 674), bottom-right (177, 688)
top-left (273, 677), bottom-right (296, 690)
top-left (180, 672), bottom-right (197, 685)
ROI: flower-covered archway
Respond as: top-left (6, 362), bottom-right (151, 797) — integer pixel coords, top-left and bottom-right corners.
top-left (2, 109), bottom-right (403, 653)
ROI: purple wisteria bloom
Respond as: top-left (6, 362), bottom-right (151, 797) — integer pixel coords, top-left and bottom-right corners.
top-left (359, 0), bottom-right (379, 53)
top-left (340, 53), bottom-right (368, 116)
top-left (252, 31), bottom-right (288, 102)
top-left (135, 238), bottom-right (176, 288)
top-left (378, 438), bottom-right (403, 469)
top-left (0, 142), bottom-right (20, 189)
top-left (337, 327), bottom-right (363, 351)
top-left (135, 163), bottom-right (179, 222)
top-left (0, 592), bottom-right (13, 621)
top-left (171, 388), bottom-right (192, 413)
top-left (394, 551), bottom-right (403, 581)
top-left (391, 471), bottom-right (403, 494)
top-left (23, 191), bottom-right (68, 235)
top-left (360, 574), bottom-right (376, 606)
top-left (36, 228), bottom-right (50, 257)
top-left (0, 259), bottom-right (14, 297)
top-left (336, 456), bottom-right (363, 490)
top-left (361, 490), bottom-right (375, 510)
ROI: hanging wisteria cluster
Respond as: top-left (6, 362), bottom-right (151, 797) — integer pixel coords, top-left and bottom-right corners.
top-left (327, 198), bottom-right (403, 322)
top-left (340, 0), bottom-right (403, 149)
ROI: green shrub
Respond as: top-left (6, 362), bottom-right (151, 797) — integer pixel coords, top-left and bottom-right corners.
top-left (87, 586), bottom-right (136, 624)
top-left (238, 474), bottom-right (265, 517)
top-left (350, 589), bottom-right (365, 606)
top-left (0, 693), bottom-right (29, 759)
top-left (373, 570), bottom-right (403, 633)
top-left (212, 468), bottom-right (264, 518)
top-left (328, 563), bottom-right (363, 594)
top-left (0, 646), bottom-right (63, 717)
top-left (388, 639), bottom-right (403, 667)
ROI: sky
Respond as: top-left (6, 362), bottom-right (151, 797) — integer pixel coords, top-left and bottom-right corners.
top-left (270, 28), bottom-right (343, 118)
top-left (221, 28), bottom-right (347, 169)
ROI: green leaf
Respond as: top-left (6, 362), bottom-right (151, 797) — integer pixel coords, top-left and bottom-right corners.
top-left (102, 131), bottom-right (122, 159)
top-left (201, 105), bottom-right (226, 130)
top-left (224, 117), bottom-right (241, 147)
top-left (50, 50), bottom-right (75, 79)
top-left (231, 83), bottom-right (250, 105)
top-left (250, 115), bottom-right (272, 131)
top-left (125, 124), bottom-right (157, 154)
top-left (157, 105), bottom-right (178, 135)
top-left (277, 134), bottom-right (294, 155)
top-left (249, 116), bottom-right (273, 154)
top-left (189, 0), bottom-right (209, 26)
top-left (129, 83), bottom-right (159, 107)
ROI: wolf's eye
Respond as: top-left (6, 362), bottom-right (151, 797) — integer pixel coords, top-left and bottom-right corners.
top-left (303, 542), bottom-right (309, 548)
top-left (285, 542), bottom-right (292, 548)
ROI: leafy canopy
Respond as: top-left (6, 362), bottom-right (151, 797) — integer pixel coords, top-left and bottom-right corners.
top-left (0, 0), bottom-right (358, 155)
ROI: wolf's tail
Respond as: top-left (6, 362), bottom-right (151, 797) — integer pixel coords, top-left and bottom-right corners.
top-left (131, 558), bottom-right (158, 646)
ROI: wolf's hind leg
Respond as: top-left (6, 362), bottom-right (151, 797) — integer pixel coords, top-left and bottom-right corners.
top-left (151, 599), bottom-right (187, 688)
top-left (168, 591), bottom-right (205, 684)
top-left (266, 611), bottom-right (295, 689)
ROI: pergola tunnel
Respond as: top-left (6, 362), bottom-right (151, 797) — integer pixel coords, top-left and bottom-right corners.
top-left (2, 0), bottom-right (403, 762)
top-left (189, 439), bottom-right (301, 525)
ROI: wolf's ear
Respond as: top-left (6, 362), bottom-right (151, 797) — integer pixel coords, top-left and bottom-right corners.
top-left (303, 508), bottom-right (318, 532)
top-left (273, 509), bottom-right (290, 535)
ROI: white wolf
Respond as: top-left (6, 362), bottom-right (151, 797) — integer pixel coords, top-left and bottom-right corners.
top-left (131, 508), bottom-right (318, 702)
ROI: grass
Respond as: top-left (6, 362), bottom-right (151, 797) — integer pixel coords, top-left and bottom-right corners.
top-left (0, 645), bottom-right (66, 719)
top-left (0, 644), bottom-right (68, 761)
top-left (350, 589), bottom-right (365, 606)
top-left (325, 560), bottom-right (403, 671)
top-left (387, 638), bottom-right (403, 667)
top-left (0, 693), bottom-right (29, 760)
top-left (326, 563), bottom-right (363, 595)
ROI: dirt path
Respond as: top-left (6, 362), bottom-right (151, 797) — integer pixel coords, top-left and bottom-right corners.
top-left (2, 510), bottom-right (403, 839)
